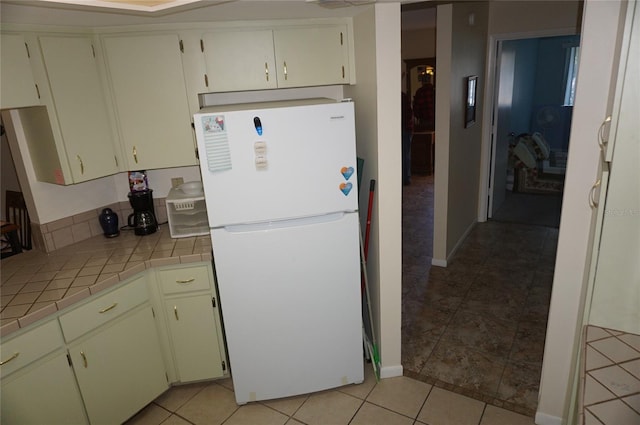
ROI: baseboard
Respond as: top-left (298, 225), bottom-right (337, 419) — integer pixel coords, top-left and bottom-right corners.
top-left (431, 258), bottom-right (447, 267)
top-left (379, 365), bottom-right (403, 379)
top-left (534, 411), bottom-right (563, 425)
top-left (446, 220), bottom-right (476, 264)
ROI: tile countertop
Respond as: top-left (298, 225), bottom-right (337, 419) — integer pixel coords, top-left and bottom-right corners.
top-left (0, 225), bottom-right (212, 337)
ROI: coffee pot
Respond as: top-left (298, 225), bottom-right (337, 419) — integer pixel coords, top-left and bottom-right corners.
top-left (127, 189), bottom-right (158, 236)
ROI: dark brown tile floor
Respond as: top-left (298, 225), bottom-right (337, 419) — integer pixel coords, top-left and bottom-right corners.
top-left (401, 174), bottom-right (558, 417)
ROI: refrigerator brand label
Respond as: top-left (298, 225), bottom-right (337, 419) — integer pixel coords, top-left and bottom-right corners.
top-left (340, 182), bottom-right (353, 196)
top-left (201, 115), bottom-right (232, 172)
top-left (341, 166), bottom-right (354, 181)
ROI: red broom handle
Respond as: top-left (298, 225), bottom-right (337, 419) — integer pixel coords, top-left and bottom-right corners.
top-left (364, 180), bottom-right (376, 261)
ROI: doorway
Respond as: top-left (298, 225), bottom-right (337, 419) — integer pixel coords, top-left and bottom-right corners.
top-left (487, 35), bottom-right (579, 228)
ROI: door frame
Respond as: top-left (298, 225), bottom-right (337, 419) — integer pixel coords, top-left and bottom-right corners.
top-left (478, 28), bottom-right (579, 222)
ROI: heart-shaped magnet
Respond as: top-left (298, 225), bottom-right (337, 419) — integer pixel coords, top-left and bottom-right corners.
top-left (340, 182), bottom-right (353, 196)
top-left (341, 166), bottom-right (355, 181)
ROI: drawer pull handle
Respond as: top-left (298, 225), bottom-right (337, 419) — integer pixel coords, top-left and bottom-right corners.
top-left (77, 155), bottom-right (84, 175)
top-left (265, 62), bottom-right (269, 81)
top-left (283, 61), bottom-right (288, 80)
top-left (0, 352), bottom-right (20, 365)
top-left (589, 179), bottom-right (601, 208)
top-left (99, 303), bottom-right (118, 314)
top-left (598, 116), bottom-right (612, 150)
top-left (176, 278), bottom-right (195, 284)
top-left (133, 146), bottom-right (138, 164)
top-left (81, 351), bottom-right (88, 368)
top-left (174, 306), bottom-right (179, 320)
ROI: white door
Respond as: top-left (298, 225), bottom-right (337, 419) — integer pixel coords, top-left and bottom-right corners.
top-left (489, 41), bottom-right (516, 217)
top-left (212, 212), bottom-right (363, 404)
top-left (195, 100), bottom-right (358, 226)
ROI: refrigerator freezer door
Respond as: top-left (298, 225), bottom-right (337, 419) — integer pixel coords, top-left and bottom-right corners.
top-left (212, 212), bottom-right (363, 404)
top-left (195, 101), bottom-right (358, 227)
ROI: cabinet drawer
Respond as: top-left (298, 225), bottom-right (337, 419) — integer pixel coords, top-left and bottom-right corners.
top-left (0, 320), bottom-right (63, 378)
top-left (59, 275), bottom-right (148, 342)
top-left (158, 265), bottom-right (211, 295)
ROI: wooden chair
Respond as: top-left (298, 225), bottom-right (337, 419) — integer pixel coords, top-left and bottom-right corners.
top-left (4, 190), bottom-right (32, 251)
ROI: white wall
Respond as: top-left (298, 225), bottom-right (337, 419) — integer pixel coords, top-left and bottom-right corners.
top-left (433, 1), bottom-right (489, 265)
top-left (536, 1), bottom-right (627, 424)
top-left (488, 0), bottom-right (581, 35)
top-left (402, 27), bottom-right (436, 59)
top-left (345, 2), bottom-right (403, 378)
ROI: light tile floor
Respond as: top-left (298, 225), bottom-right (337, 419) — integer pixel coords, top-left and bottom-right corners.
top-left (127, 368), bottom-right (536, 425)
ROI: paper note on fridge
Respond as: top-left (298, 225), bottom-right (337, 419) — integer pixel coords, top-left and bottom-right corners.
top-left (200, 115), bottom-right (232, 172)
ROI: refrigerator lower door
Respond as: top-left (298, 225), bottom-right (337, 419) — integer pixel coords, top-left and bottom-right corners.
top-left (212, 212), bottom-right (363, 404)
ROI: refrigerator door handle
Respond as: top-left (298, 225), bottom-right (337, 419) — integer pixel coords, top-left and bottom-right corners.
top-left (222, 211), bottom-right (355, 233)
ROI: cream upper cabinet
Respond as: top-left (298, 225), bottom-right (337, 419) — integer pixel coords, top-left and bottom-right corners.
top-left (38, 35), bottom-right (120, 183)
top-left (273, 25), bottom-right (350, 88)
top-left (0, 33), bottom-right (40, 109)
top-left (200, 24), bottom-right (351, 92)
top-left (103, 33), bottom-right (197, 170)
top-left (201, 30), bottom-right (277, 92)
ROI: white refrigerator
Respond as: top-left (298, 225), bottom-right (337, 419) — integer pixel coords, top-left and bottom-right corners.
top-left (194, 98), bottom-right (364, 404)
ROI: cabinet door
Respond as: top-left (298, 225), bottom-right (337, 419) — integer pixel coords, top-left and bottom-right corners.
top-left (39, 36), bottom-right (119, 182)
top-left (202, 30), bottom-right (277, 92)
top-left (103, 33), bottom-right (196, 170)
top-left (69, 306), bottom-right (167, 425)
top-left (0, 34), bottom-right (40, 109)
top-left (1, 353), bottom-right (87, 425)
top-left (588, 1), bottom-right (640, 334)
top-left (165, 295), bottom-right (224, 382)
top-left (273, 26), bottom-right (350, 88)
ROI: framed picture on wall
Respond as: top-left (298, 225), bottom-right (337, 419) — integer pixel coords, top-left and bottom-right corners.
top-left (465, 76), bottom-right (477, 128)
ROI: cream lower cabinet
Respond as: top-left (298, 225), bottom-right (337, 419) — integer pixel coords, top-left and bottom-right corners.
top-left (68, 306), bottom-right (167, 424)
top-left (0, 33), bottom-right (40, 109)
top-left (165, 295), bottom-right (225, 382)
top-left (60, 275), bottom-right (168, 425)
top-left (1, 320), bottom-right (87, 425)
top-left (102, 33), bottom-right (197, 171)
top-left (155, 263), bottom-right (227, 383)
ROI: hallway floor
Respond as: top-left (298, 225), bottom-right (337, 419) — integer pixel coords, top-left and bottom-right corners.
top-left (401, 174), bottom-right (557, 417)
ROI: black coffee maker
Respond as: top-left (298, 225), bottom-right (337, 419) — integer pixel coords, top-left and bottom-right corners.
top-left (128, 189), bottom-right (158, 235)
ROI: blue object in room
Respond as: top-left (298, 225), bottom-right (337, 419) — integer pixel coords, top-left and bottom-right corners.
top-left (99, 208), bottom-right (120, 238)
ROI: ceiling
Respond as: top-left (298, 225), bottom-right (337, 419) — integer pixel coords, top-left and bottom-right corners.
top-left (1, 0), bottom-right (436, 28)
